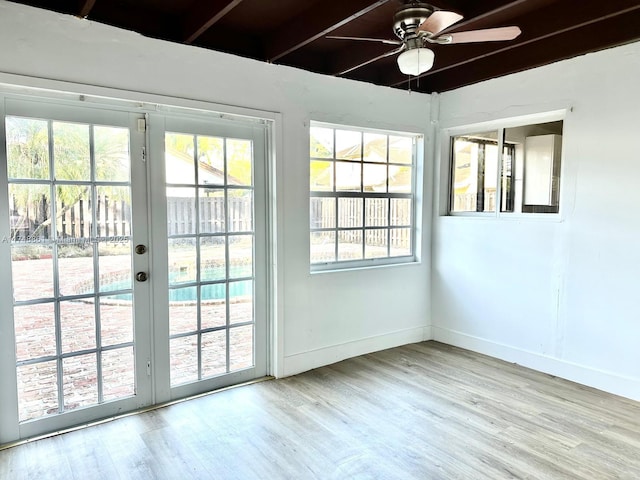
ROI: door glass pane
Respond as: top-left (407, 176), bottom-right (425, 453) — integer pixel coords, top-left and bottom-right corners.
top-left (95, 126), bottom-right (130, 182)
top-left (169, 288), bottom-right (198, 336)
top-left (100, 296), bottom-right (133, 346)
top-left (229, 325), bottom-right (253, 371)
top-left (12, 244), bottom-right (54, 301)
top-left (199, 189), bottom-right (225, 234)
top-left (197, 136), bottom-right (224, 185)
top-left (63, 353), bottom-right (98, 410)
top-left (227, 190), bottom-right (252, 232)
top-left (201, 299), bottom-right (226, 330)
top-left (170, 336), bottom-right (199, 385)
top-left (58, 243), bottom-right (94, 297)
top-left (102, 347), bottom-right (135, 401)
top-left (202, 331), bottom-right (226, 377)
top-left (6, 116), bottom-right (50, 180)
top-left (98, 241), bottom-right (132, 294)
top-left (53, 122), bottom-right (90, 181)
top-left (200, 237), bottom-right (225, 281)
top-left (16, 361), bottom-right (58, 422)
top-left (14, 303), bottom-right (56, 361)
top-left (165, 133), bottom-right (195, 184)
top-left (166, 189), bottom-right (196, 235)
top-left (60, 300), bottom-right (96, 353)
top-left (229, 235), bottom-right (253, 278)
top-left (166, 131), bottom-right (257, 387)
top-left (9, 183), bottom-right (52, 240)
top-left (6, 115), bottom-right (137, 423)
top-left (226, 139), bottom-right (252, 186)
top-left (229, 280), bottom-right (253, 325)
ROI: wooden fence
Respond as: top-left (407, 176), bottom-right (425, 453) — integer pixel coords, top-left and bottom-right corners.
top-left (166, 197), bottom-right (251, 236)
top-left (452, 191), bottom-right (496, 212)
top-left (10, 194), bottom-right (131, 241)
top-left (310, 197), bottom-right (412, 248)
top-left (9, 194), bottom-right (251, 240)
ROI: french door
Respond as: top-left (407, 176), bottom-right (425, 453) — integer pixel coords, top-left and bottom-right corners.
top-left (0, 98), bottom-right (268, 444)
top-left (148, 114), bottom-right (268, 401)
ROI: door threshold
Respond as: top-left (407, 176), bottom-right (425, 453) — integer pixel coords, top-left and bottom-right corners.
top-left (0, 376), bottom-right (274, 451)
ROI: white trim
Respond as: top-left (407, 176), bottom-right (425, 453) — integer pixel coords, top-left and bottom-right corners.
top-left (281, 326), bottom-right (430, 377)
top-left (0, 72), bottom-right (280, 123)
top-left (439, 106), bottom-right (569, 132)
top-left (432, 327), bottom-right (640, 402)
top-left (267, 114), bottom-right (285, 379)
top-left (441, 108), bottom-right (568, 219)
top-left (0, 95), bottom-right (21, 444)
top-left (310, 120), bottom-right (423, 138)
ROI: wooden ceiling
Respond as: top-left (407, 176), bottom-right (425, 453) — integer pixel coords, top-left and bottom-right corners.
top-left (10, 0), bottom-right (640, 93)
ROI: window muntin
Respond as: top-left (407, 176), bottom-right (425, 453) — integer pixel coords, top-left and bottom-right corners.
top-left (450, 120), bottom-right (563, 215)
top-left (310, 124), bottom-right (418, 268)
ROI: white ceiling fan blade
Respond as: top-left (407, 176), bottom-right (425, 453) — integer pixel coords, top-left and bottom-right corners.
top-left (326, 36), bottom-right (402, 46)
top-left (418, 10), bottom-right (464, 35)
top-left (448, 26), bottom-right (522, 44)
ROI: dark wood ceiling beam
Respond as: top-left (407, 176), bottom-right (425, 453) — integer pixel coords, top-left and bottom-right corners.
top-left (265, 0), bottom-right (391, 62)
top-left (386, 0), bottom-right (640, 88)
top-left (78, 0), bottom-right (96, 18)
top-left (417, 7), bottom-right (640, 93)
top-left (182, 0), bottom-right (244, 44)
top-left (441, 0), bottom-right (559, 33)
top-left (329, 0), bottom-right (553, 77)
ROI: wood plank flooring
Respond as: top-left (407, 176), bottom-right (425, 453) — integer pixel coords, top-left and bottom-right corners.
top-left (1, 341), bottom-right (639, 479)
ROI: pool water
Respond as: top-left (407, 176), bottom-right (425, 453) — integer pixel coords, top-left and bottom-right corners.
top-left (101, 266), bottom-right (252, 302)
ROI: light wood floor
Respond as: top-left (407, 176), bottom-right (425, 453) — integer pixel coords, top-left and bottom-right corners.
top-left (1, 341), bottom-right (639, 479)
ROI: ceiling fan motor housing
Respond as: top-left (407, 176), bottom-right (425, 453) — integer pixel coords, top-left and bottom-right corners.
top-left (393, 2), bottom-right (433, 40)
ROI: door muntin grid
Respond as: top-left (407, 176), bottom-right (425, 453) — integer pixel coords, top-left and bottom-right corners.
top-left (6, 114), bottom-right (138, 422)
top-left (165, 132), bottom-right (256, 387)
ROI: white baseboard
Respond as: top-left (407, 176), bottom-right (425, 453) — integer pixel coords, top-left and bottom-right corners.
top-left (433, 326), bottom-right (640, 402)
top-left (282, 326), bottom-right (431, 377)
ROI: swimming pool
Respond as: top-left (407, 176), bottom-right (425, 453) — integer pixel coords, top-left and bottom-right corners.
top-left (100, 266), bottom-right (252, 302)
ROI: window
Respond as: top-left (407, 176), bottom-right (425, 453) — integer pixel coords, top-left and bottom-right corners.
top-left (309, 123), bottom-right (420, 269)
top-left (450, 120), bottom-right (563, 214)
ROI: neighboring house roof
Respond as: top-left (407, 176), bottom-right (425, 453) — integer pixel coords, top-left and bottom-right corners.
top-left (166, 147), bottom-right (243, 196)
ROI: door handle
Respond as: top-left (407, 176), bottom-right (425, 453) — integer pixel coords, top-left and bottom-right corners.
top-left (136, 272), bottom-right (148, 282)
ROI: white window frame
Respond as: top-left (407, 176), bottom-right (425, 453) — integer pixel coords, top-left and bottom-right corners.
top-left (442, 110), bottom-right (567, 219)
top-left (309, 121), bottom-right (422, 272)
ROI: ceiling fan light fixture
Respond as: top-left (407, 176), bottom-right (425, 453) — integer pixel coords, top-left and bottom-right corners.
top-left (397, 47), bottom-right (434, 76)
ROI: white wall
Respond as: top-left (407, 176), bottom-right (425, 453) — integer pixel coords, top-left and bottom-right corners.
top-left (433, 41), bottom-right (640, 400)
top-left (0, 1), bottom-right (432, 378)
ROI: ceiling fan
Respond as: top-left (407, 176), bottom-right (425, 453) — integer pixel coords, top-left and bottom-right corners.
top-left (328, 1), bottom-right (522, 76)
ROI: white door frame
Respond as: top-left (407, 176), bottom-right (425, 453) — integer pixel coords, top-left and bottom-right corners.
top-left (0, 88), bottom-right (279, 446)
top-left (148, 112), bottom-right (269, 403)
top-left (0, 97), bottom-right (154, 443)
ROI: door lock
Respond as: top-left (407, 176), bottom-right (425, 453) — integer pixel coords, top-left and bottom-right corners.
top-left (136, 272), bottom-right (148, 282)
top-left (135, 244), bottom-right (147, 255)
